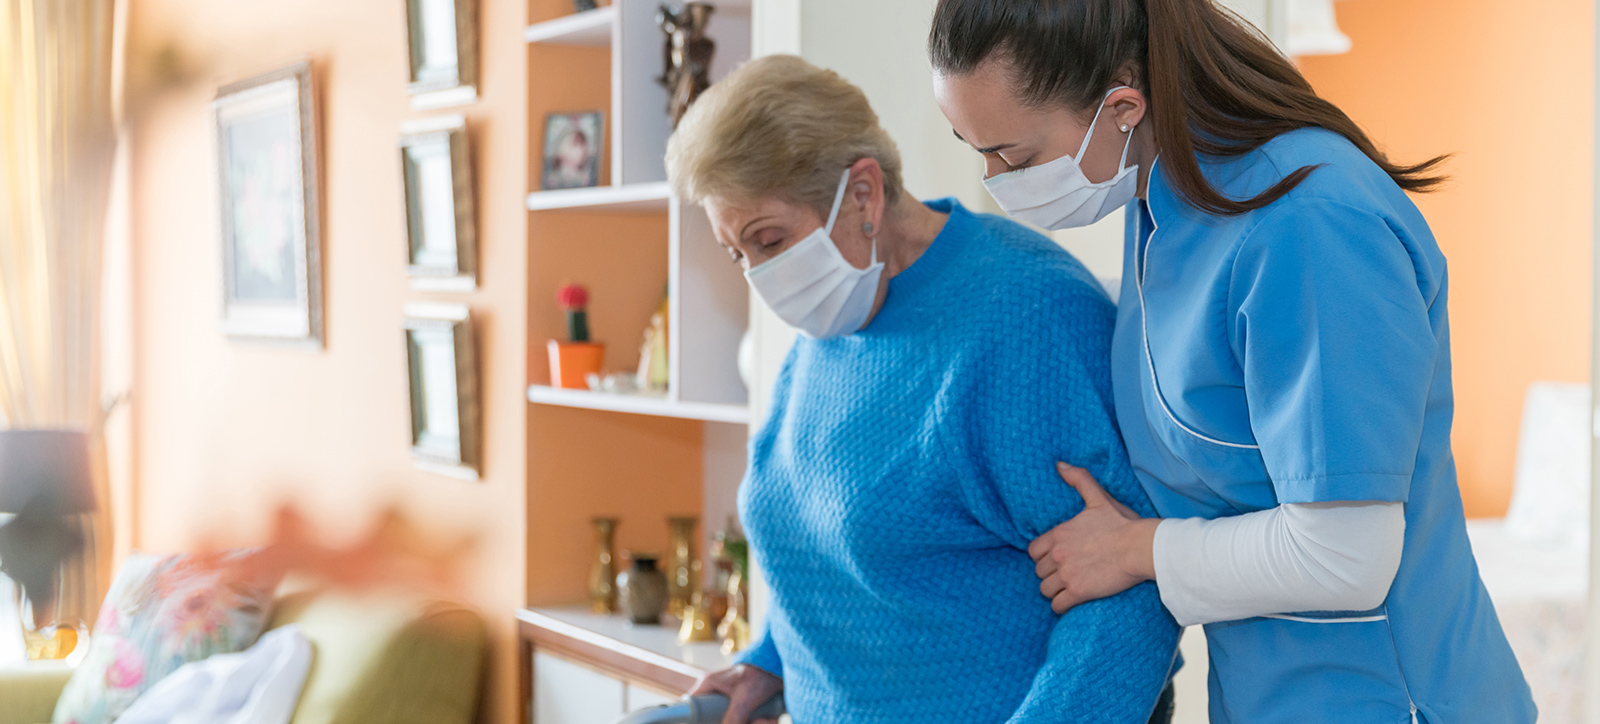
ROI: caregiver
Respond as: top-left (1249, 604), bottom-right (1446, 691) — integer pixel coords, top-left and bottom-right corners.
top-left (928, 1), bottom-right (1534, 723)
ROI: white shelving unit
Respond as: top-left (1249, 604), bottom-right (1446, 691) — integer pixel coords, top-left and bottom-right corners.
top-left (523, 6), bottom-right (616, 46)
top-left (525, 0), bottom-right (753, 425)
top-left (524, 182), bottom-right (670, 213)
top-left (525, 385), bottom-right (750, 424)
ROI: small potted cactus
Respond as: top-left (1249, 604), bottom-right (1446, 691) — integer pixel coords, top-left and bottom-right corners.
top-left (548, 283), bottom-right (605, 389)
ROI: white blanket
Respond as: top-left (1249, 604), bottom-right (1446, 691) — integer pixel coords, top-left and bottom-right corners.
top-left (114, 625), bottom-right (312, 724)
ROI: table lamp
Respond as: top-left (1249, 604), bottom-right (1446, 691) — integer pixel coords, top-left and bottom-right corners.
top-left (0, 429), bottom-right (97, 660)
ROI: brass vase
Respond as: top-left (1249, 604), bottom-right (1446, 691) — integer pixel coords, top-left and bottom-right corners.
top-left (588, 518), bottom-right (619, 614)
top-left (666, 516), bottom-right (700, 618)
top-left (717, 565), bottom-right (751, 654)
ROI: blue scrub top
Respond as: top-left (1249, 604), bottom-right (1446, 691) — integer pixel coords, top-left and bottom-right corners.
top-left (1112, 128), bottom-right (1535, 724)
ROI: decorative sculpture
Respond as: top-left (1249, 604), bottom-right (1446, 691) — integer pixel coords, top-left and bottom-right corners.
top-left (657, 3), bottom-right (716, 127)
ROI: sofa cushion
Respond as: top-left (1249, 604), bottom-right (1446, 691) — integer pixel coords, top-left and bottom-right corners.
top-left (266, 589), bottom-right (484, 724)
top-left (51, 551), bottom-right (283, 724)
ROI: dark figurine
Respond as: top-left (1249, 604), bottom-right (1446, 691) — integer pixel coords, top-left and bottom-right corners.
top-left (657, 3), bottom-right (716, 128)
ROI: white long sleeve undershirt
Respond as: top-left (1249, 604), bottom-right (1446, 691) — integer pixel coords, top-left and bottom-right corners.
top-left (1151, 501), bottom-right (1406, 627)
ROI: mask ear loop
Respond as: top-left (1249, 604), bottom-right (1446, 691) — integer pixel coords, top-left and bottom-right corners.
top-left (824, 167), bottom-right (879, 267)
top-left (823, 167), bottom-right (852, 235)
top-left (1075, 85), bottom-right (1132, 163)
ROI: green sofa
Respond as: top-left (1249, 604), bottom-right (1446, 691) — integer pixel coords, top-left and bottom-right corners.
top-left (0, 588), bottom-right (486, 724)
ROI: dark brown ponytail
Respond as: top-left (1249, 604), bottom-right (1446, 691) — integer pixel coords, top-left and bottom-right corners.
top-left (929, 0), bottom-right (1448, 216)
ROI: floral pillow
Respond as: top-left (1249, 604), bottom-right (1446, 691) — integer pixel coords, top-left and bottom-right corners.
top-left (52, 550), bottom-right (284, 724)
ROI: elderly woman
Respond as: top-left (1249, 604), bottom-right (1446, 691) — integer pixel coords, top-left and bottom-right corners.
top-left (665, 55), bottom-right (1179, 724)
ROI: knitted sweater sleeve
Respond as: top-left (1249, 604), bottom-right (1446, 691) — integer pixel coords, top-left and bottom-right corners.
top-left (944, 279), bottom-right (1180, 724)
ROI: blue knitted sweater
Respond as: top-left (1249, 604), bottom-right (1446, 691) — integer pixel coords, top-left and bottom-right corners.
top-left (733, 199), bottom-right (1180, 723)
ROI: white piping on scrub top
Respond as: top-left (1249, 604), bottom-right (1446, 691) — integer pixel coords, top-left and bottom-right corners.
top-left (1134, 188), bottom-right (1260, 450)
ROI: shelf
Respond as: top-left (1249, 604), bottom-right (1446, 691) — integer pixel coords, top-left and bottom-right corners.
top-left (517, 606), bottom-right (735, 693)
top-left (527, 385), bottom-right (749, 424)
top-left (524, 7), bottom-right (615, 46)
top-left (525, 182), bottom-right (672, 213)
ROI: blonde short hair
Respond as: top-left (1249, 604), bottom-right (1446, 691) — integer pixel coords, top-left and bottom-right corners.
top-left (666, 55), bottom-right (904, 215)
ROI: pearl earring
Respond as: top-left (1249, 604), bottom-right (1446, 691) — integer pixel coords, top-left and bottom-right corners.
top-left (1120, 124), bottom-right (1131, 133)
top-left (863, 221), bottom-right (875, 235)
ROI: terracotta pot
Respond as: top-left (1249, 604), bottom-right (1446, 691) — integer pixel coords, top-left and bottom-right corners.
top-left (548, 340), bottom-right (605, 389)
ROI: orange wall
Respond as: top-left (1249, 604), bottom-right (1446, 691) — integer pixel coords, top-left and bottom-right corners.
top-left (123, 0), bottom-right (528, 721)
top-left (1299, 0), bottom-right (1594, 517)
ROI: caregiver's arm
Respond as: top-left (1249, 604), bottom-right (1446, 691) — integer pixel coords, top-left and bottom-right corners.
top-left (1153, 501), bottom-right (1405, 626)
top-left (956, 278), bottom-right (1179, 724)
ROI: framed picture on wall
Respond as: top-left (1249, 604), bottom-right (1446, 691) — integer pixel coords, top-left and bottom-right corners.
top-left (404, 303), bottom-right (481, 481)
top-left (540, 111), bottom-right (604, 190)
top-left (405, 0), bottom-right (478, 109)
top-left (399, 115), bottom-right (477, 291)
top-left (213, 60), bottom-right (323, 345)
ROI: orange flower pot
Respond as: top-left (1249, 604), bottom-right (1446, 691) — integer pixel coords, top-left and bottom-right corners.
top-left (548, 341), bottom-right (605, 389)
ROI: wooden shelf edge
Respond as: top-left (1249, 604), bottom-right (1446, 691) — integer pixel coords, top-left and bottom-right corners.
top-left (526, 385), bottom-right (750, 424)
top-left (525, 182), bottom-right (672, 212)
top-left (523, 6), bottom-right (615, 46)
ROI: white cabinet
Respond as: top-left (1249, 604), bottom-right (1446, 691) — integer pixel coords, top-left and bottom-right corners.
top-left (623, 683), bottom-right (678, 712)
top-left (533, 652), bottom-right (626, 724)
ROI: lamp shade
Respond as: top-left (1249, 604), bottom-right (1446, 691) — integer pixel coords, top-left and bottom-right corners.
top-left (0, 430), bottom-right (95, 515)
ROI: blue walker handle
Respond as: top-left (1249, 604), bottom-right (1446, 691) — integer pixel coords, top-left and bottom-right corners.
top-left (615, 692), bottom-right (786, 724)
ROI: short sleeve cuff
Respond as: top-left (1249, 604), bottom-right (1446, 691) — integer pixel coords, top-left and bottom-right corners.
top-left (1273, 472), bottom-right (1411, 505)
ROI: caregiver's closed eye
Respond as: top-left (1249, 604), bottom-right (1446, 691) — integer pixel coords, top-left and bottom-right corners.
top-left (1028, 462), bottom-right (1159, 614)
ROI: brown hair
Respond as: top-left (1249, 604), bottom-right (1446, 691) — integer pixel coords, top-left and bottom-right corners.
top-left (928, 0), bottom-right (1447, 216)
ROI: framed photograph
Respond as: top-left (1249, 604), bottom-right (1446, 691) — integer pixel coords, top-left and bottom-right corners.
top-left (541, 111), bottom-right (604, 190)
top-left (404, 303), bottom-right (481, 480)
top-left (405, 0), bottom-right (478, 108)
top-left (213, 61), bottom-right (323, 344)
top-left (399, 115), bottom-right (476, 290)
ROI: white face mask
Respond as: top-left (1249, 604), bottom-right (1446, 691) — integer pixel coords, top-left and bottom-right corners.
top-left (982, 86), bottom-right (1139, 231)
top-left (745, 169), bottom-right (885, 339)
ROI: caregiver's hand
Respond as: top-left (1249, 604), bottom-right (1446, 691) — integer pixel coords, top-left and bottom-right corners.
top-left (691, 664), bottom-right (784, 724)
top-left (1028, 462), bottom-right (1161, 614)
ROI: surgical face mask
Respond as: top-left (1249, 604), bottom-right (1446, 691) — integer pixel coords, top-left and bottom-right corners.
top-left (745, 169), bottom-right (885, 339)
top-left (982, 86), bottom-right (1139, 231)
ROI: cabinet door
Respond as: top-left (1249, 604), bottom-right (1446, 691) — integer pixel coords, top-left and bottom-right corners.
top-left (533, 652), bottom-right (626, 724)
top-left (623, 683), bottom-right (678, 712)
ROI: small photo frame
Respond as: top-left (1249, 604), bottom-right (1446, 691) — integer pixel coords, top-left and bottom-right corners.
top-left (213, 61), bottom-right (323, 345)
top-left (399, 115), bottom-right (476, 291)
top-left (405, 0), bottom-right (478, 109)
top-left (404, 303), bottom-right (481, 481)
top-left (541, 111), bottom-right (604, 190)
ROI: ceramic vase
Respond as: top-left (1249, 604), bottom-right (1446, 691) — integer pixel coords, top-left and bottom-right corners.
top-left (588, 518), bottom-right (619, 614)
top-left (617, 553), bottom-right (668, 625)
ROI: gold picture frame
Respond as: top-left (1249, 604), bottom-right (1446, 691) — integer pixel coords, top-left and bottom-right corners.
top-left (212, 60), bottom-right (323, 345)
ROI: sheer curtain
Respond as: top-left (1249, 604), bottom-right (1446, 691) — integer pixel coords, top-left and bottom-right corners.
top-left (0, 0), bottom-right (117, 630)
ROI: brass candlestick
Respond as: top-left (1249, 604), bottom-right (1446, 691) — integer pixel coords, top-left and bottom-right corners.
top-left (588, 518), bottom-right (619, 614)
top-left (666, 516), bottom-right (700, 618)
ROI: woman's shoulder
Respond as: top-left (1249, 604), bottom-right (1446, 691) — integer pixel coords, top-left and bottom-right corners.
top-left (946, 202), bottom-right (1112, 303)
top-left (934, 203), bottom-right (1117, 345)
top-left (1237, 128), bottom-right (1418, 212)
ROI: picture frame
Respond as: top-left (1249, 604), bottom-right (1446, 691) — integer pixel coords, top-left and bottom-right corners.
top-left (399, 115), bottom-right (477, 291)
top-left (404, 303), bottom-right (481, 481)
top-left (540, 111), bottom-right (604, 190)
top-left (405, 0), bottom-right (479, 109)
top-left (213, 61), bottom-right (323, 345)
